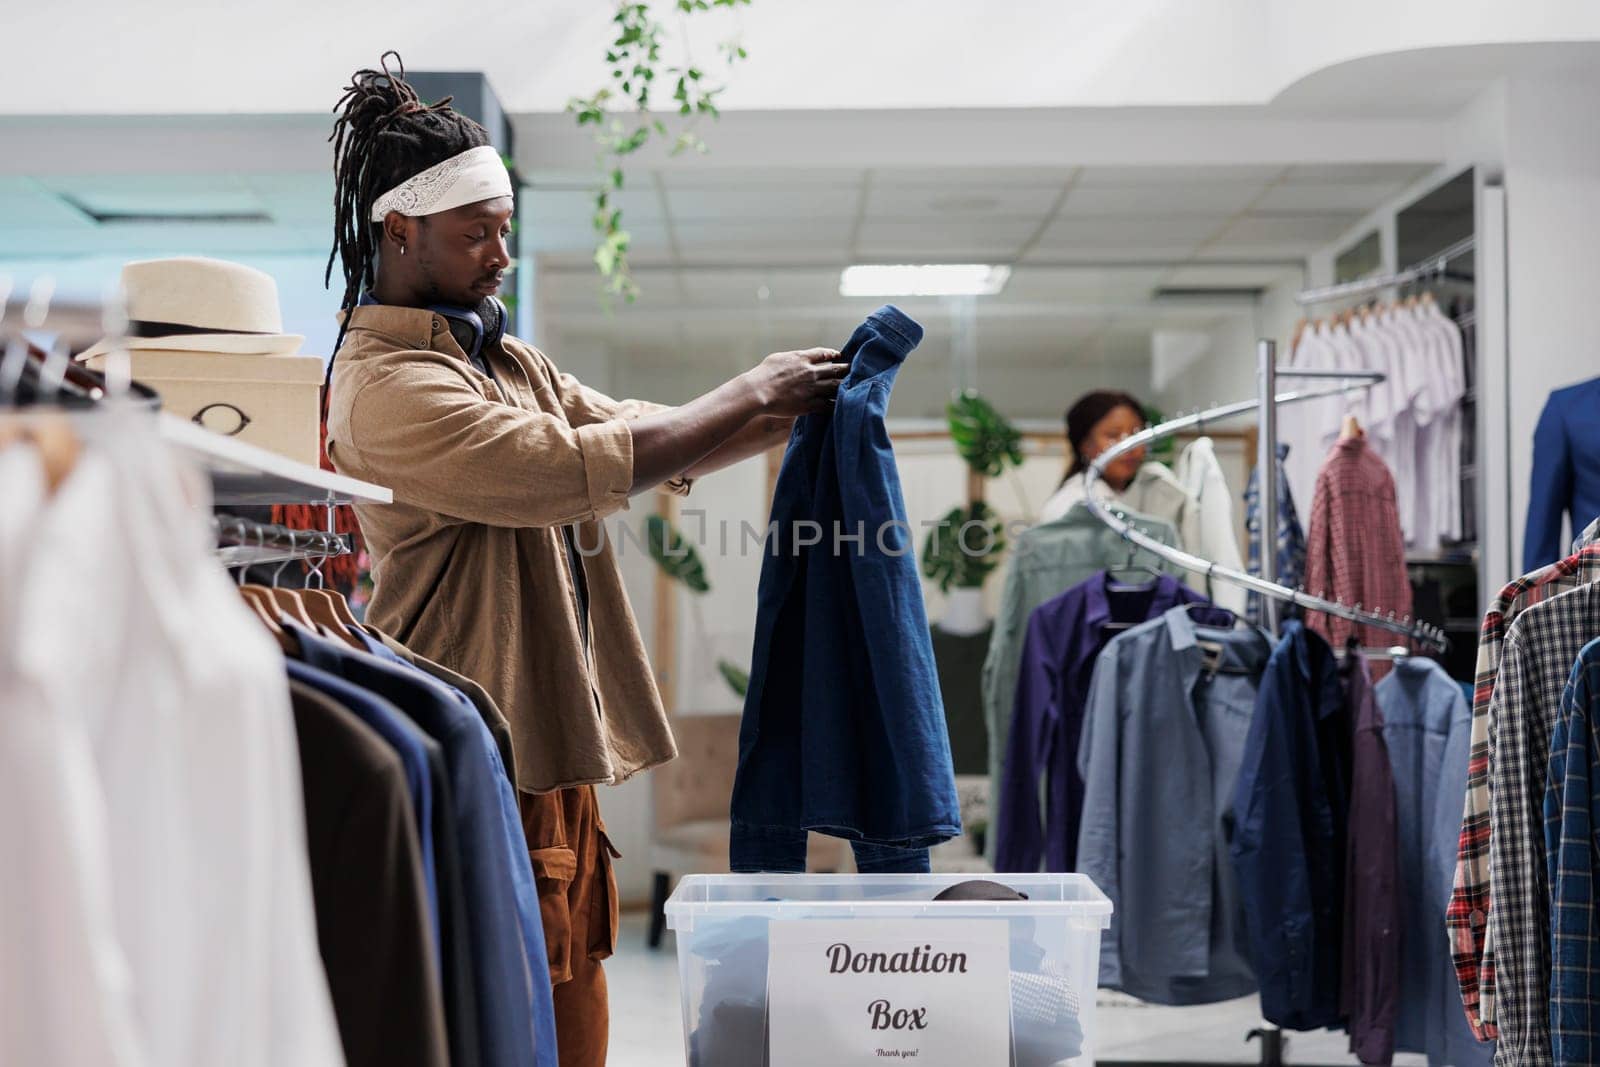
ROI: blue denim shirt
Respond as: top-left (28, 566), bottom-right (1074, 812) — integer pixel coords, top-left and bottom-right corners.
top-left (731, 305), bottom-right (961, 874)
top-left (994, 572), bottom-right (1208, 874)
top-left (1244, 442), bottom-right (1306, 627)
top-left (291, 625), bottom-right (553, 1067)
top-left (1077, 604), bottom-right (1267, 1005)
top-left (1229, 621), bottom-right (1350, 1030)
top-left (1377, 658), bottom-right (1492, 1067)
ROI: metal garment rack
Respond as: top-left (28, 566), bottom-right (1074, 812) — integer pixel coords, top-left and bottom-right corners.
top-left (1085, 339), bottom-right (1444, 1067)
top-left (1082, 338), bottom-right (1449, 654)
top-left (213, 513), bottom-right (353, 569)
top-left (1295, 235), bottom-right (1476, 306)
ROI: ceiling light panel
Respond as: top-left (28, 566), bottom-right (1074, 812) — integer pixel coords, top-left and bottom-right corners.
top-left (839, 263), bottom-right (1012, 297)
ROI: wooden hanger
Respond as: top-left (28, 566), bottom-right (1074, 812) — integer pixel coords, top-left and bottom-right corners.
top-left (0, 414), bottom-right (83, 495)
top-left (261, 586), bottom-right (318, 631)
top-left (240, 589), bottom-right (278, 630)
top-left (300, 588), bottom-right (365, 650)
top-left (241, 529), bottom-right (322, 633)
top-left (223, 524), bottom-right (297, 655)
top-left (239, 587), bottom-right (298, 652)
top-left (1340, 413), bottom-right (1365, 441)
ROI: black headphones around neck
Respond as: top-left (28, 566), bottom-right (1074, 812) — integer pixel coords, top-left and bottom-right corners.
top-left (427, 295), bottom-right (507, 365)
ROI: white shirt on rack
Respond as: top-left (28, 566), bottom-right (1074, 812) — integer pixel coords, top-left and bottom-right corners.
top-left (1, 429), bottom-right (344, 1067)
top-left (1173, 437), bottom-right (1249, 615)
top-left (1419, 304), bottom-right (1467, 546)
top-left (1283, 323), bottom-right (1338, 511)
top-left (1358, 314), bottom-right (1420, 544)
top-left (0, 443), bottom-right (147, 1067)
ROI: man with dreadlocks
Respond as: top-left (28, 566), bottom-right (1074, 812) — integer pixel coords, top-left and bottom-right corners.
top-left (322, 54), bottom-right (844, 1066)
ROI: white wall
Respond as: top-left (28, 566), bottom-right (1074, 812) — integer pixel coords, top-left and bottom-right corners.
top-left (1500, 74), bottom-right (1600, 569)
top-left (1150, 278), bottom-right (1300, 458)
top-left (1154, 72), bottom-right (1600, 596)
top-left (600, 502), bottom-right (670, 907)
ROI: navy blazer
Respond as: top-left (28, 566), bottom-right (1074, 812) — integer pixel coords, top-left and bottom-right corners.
top-left (1228, 622), bottom-right (1351, 1030)
top-left (1525, 376), bottom-right (1600, 572)
top-left (731, 305), bottom-right (961, 874)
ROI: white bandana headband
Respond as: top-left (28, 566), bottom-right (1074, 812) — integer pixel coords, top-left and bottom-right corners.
top-left (369, 145), bottom-right (514, 222)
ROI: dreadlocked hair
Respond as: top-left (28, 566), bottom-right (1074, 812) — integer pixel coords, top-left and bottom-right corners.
top-left (326, 50), bottom-right (489, 336)
top-left (298, 53), bottom-right (489, 589)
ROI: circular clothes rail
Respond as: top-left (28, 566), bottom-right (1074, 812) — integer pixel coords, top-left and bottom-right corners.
top-left (1080, 375), bottom-right (1451, 655)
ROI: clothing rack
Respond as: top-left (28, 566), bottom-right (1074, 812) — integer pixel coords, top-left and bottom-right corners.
top-left (1086, 342), bottom-right (1441, 1067)
top-left (214, 513), bottom-right (353, 569)
top-left (1294, 235), bottom-right (1476, 306)
top-left (1081, 340), bottom-right (1450, 655)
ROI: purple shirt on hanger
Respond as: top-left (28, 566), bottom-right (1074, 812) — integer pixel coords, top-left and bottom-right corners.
top-left (995, 571), bottom-right (1210, 873)
top-left (1341, 648), bottom-right (1400, 1065)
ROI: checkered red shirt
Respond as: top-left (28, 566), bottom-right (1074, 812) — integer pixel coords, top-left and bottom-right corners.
top-left (1446, 541), bottom-right (1600, 1042)
top-left (1303, 437), bottom-right (1413, 650)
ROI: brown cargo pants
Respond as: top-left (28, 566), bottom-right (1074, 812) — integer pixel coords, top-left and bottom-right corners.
top-left (519, 785), bottom-right (620, 1067)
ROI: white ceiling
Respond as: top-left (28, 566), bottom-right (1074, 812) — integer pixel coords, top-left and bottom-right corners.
top-left (530, 160), bottom-right (1437, 392)
top-left (0, 153), bottom-right (1440, 417)
top-left (529, 161), bottom-right (1433, 269)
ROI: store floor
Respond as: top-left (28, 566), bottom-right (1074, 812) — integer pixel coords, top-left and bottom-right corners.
top-left (606, 912), bottom-right (1428, 1066)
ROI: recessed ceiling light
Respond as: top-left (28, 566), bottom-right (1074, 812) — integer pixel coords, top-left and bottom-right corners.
top-left (839, 263), bottom-right (1011, 297)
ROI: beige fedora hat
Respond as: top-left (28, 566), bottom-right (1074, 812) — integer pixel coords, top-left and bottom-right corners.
top-left (79, 256), bottom-right (304, 359)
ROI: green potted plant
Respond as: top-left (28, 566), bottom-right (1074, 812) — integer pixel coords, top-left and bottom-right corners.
top-left (922, 391), bottom-right (1023, 634)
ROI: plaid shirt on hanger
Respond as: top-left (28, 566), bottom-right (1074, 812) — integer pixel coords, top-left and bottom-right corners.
top-left (1303, 437), bottom-right (1412, 650)
top-left (1544, 642), bottom-right (1600, 1067)
top-left (1447, 539), bottom-right (1600, 1042)
top-left (1244, 442), bottom-right (1306, 626)
top-left (1483, 584), bottom-right (1600, 1067)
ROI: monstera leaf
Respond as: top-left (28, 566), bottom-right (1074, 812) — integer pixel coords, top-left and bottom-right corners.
top-left (717, 659), bottom-right (750, 698)
top-left (947, 391), bottom-right (1024, 478)
top-left (920, 500), bottom-right (1008, 594)
top-left (645, 514), bottom-right (710, 593)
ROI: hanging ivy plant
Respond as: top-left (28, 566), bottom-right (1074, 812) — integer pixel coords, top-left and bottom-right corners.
top-left (568, 0), bottom-right (753, 301)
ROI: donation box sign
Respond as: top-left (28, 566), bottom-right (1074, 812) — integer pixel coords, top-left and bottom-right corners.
top-left (768, 918), bottom-right (1010, 1065)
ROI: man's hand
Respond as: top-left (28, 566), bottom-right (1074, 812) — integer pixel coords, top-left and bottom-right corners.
top-left (745, 347), bottom-right (849, 416)
top-left (628, 346), bottom-right (848, 493)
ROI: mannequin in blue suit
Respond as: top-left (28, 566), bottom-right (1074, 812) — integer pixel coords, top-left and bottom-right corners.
top-left (1525, 375), bottom-right (1600, 572)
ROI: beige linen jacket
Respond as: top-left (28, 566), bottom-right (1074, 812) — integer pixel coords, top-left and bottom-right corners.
top-left (326, 304), bottom-right (684, 792)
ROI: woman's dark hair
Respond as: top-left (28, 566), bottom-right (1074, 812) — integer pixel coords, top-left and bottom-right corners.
top-left (1063, 389), bottom-right (1146, 478)
top-left (327, 51), bottom-right (489, 333)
